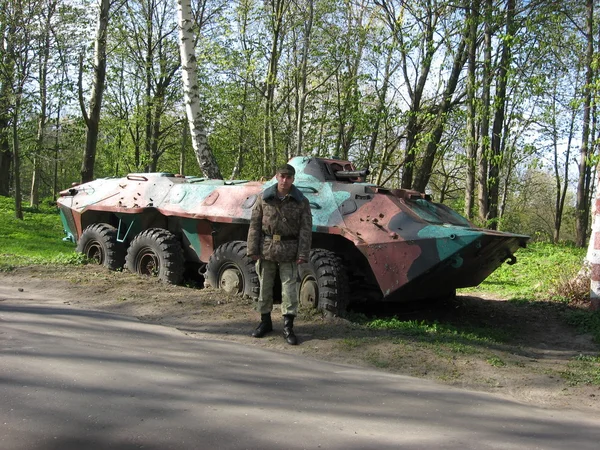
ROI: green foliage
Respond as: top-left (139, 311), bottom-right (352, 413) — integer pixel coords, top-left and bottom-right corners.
top-left (0, 197), bottom-right (76, 270)
top-left (462, 242), bottom-right (586, 301)
top-left (486, 356), bottom-right (506, 367)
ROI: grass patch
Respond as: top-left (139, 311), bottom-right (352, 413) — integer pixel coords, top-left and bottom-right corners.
top-left (0, 197), bottom-right (76, 270)
top-left (486, 355), bottom-right (506, 367)
top-left (365, 317), bottom-right (510, 345)
top-left (461, 242), bottom-right (585, 301)
top-left (561, 354), bottom-right (600, 386)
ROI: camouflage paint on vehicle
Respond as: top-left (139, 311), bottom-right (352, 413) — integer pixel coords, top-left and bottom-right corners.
top-left (57, 156), bottom-right (529, 315)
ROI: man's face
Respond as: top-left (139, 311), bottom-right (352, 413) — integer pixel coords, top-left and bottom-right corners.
top-left (276, 173), bottom-right (294, 193)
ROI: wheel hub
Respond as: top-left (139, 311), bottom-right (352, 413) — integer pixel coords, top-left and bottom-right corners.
top-left (138, 251), bottom-right (159, 276)
top-left (85, 242), bottom-right (104, 264)
top-left (220, 268), bottom-right (242, 294)
top-left (300, 278), bottom-right (318, 308)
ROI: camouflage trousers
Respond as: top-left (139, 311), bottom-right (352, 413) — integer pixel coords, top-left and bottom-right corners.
top-left (255, 259), bottom-right (298, 317)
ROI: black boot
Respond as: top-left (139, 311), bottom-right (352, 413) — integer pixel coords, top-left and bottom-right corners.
top-left (283, 314), bottom-right (298, 345)
top-left (252, 313), bottom-right (273, 338)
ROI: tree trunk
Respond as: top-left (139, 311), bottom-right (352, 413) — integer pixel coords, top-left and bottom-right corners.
top-left (30, 1), bottom-right (55, 208)
top-left (177, 0), bottom-right (222, 179)
top-left (0, 81), bottom-right (12, 197)
top-left (366, 49), bottom-right (393, 171)
top-left (180, 116), bottom-right (187, 176)
top-left (412, 37), bottom-right (468, 192)
top-left (231, 81), bottom-right (248, 179)
top-left (464, 0), bottom-right (480, 220)
top-left (575, 0), bottom-right (594, 247)
top-left (377, 0), bottom-right (436, 188)
top-left (231, 0), bottom-right (252, 178)
top-left (294, 0), bottom-right (313, 158)
top-left (12, 107), bottom-right (23, 220)
top-left (477, 0), bottom-right (493, 224)
top-left (0, 16), bottom-right (13, 197)
top-left (263, 0), bottom-right (287, 175)
top-left (79, 0), bottom-right (110, 183)
top-left (487, 0), bottom-right (516, 230)
top-left (553, 77), bottom-right (578, 243)
top-left (144, 1), bottom-right (154, 172)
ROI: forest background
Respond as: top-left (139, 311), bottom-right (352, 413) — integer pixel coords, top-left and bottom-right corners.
top-left (0, 0), bottom-right (598, 246)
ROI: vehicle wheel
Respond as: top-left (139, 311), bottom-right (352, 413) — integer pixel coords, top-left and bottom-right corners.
top-left (205, 241), bottom-right (259, 298)
top-left (76, 223), bottom-right (125, 270)
top-left (125, 228), bottom-right (184, 284)
top-left (299, 248), bottom-right (349, 318)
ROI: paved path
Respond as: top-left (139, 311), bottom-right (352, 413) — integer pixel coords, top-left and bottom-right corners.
top-left (1, 290), bottom-right (599, 449)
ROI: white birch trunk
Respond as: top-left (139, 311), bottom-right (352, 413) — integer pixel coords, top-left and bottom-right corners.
top-left (176, 0), bottom-right (222, 179)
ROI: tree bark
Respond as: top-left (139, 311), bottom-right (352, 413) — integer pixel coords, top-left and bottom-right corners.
top-left (177, 0), bottom-right (222, 179)
top-left (0, 80), bottom-right (12, 197)
top-left (487, 0), bottom-right (515, 230)
top-left (412, 36), bottom-right (468, 192)
top-left (477, 0), bottom-right (493, 224)
top-left (294, 0), bottom-right (313, 157)
top-left (262, 0), bottom-right (287, 175)
top-left (30, 0), bottom-right (56, 207)
top-left (366, 48), bottom-right (394, 172)
top-left (553, 76), bottom-right (578, 243)
top-left (576, 0), bottom-right (594, 247)
top-left (464, 0), bottom-right (480, 220)
top-left (377, 0), bottom-right (437, 188)
top-left (79, 0), bottom-right (111, 183)
top-left (0, 11), bottom-right (13, 197)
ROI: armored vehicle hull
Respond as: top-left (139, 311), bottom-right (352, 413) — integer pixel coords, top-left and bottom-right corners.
top-left (57, 156), bottom-right (529, 316)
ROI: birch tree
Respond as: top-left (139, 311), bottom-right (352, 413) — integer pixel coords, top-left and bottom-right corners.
top-left (177, 0), bottom-right (222, 179)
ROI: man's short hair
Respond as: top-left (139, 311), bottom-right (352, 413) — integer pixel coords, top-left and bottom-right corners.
top-left (276, 164), bottom-right (295, 176)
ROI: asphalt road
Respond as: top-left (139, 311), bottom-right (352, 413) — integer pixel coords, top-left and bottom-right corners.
top-left (1, 288), bottom-right (599, 450)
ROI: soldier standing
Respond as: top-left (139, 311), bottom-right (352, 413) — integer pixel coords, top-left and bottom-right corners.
top-left (247, 164), bottom-right (313, 345)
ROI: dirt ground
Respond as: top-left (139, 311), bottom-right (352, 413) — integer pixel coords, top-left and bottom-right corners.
top-left (1, 264), bottom-right (599, 414)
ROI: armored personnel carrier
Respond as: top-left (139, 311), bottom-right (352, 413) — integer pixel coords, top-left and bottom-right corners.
top-left (57, 156), bottom-right (529, 316)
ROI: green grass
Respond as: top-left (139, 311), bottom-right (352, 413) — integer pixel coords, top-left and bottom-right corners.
top-left (0, 197), bottom-right (78, 270)
top-left (365, 317), bottom-right (509, 344)
top-left (561, 354), bottom-right (600, 386)
top-left (362, 317), bottom-right (512, 361)
top-left (461, 242), bottom-right (586, 301)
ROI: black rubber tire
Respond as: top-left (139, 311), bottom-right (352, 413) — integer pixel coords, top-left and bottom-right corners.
top-left (299, 248), bottom-right (349, 318)
top-left (125, 228), bottom-right (184, 284)
top-left (76, 223), bottom-right (125, 270)
top-left (205, 241), bottom-right (259, 299)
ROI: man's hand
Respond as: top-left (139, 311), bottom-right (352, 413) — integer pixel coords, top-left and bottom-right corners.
top-left (296, 258), bottom-right (307, 265)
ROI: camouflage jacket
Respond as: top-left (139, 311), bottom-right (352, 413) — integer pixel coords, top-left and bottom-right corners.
top-left (247, 184), bottom-right (312, 262)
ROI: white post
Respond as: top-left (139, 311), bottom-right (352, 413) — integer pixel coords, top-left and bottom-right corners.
top-left (586, 168), bottom-right (600, 310)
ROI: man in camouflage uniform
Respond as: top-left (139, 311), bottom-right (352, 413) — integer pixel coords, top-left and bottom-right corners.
top-left (247, 163), bottom-right (312, 345)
